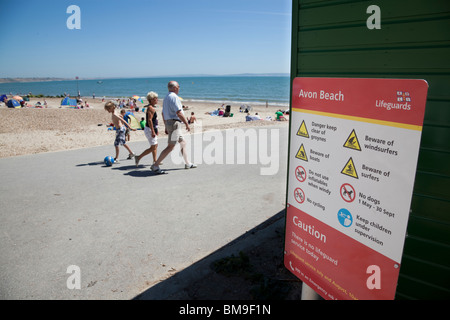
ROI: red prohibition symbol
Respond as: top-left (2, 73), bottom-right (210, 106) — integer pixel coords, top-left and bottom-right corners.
top-left (295, 166), bottom-right (307, 183)
top-left (294, 188), bottom-right (306, 204)
top-left (340, 183), bottom-right (356, 203)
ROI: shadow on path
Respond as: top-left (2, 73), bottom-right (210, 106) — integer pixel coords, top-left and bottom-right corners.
top-left (134, 210), bottom-right (303, 300)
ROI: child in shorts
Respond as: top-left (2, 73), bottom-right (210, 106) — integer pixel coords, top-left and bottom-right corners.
top-left (104, 101), bottom-right (136, 163)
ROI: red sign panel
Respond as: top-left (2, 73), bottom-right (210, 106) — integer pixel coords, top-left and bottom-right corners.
top-left (285, 205), bottom-right (399, 300)
top-left (291, 77), bottom-right (428, 127)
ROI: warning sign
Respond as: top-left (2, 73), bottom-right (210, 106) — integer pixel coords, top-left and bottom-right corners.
top-left (341, 157), bottom-right (358, 179)
top-left (343, 129), bottom-right (361, 151)
top-left (297, 120), bottom-right (309, 138)
top-left (286, 77), bottom-right (428, 300)
top-left (296, 144), bottom-right (308, 162)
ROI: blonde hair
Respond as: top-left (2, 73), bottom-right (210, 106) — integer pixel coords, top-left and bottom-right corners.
top-left (146, 91), bottom-right (158, 102)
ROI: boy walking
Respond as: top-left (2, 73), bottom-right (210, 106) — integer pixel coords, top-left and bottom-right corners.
top-left (104, 101), bottom-right (136, 163)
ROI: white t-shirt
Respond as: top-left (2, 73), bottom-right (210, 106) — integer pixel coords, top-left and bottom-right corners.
top-left (162, 92), bottom-right (183, 120)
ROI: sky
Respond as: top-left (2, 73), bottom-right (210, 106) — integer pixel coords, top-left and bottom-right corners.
top-left (0, 0), bottom-right (292, 79)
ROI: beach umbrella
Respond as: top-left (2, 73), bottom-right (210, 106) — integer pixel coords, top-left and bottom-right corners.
top-left (132, 95), bottom-right (144, 103)
top-left (0, 94), bottom-right (7, 102)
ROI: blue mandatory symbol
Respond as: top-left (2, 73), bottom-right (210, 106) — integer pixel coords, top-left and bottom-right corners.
top-left (337, 208), bottom-right (353, 227)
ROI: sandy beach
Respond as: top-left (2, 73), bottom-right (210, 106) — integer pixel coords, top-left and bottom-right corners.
top-left (0, 97), bottom-right (289, 159)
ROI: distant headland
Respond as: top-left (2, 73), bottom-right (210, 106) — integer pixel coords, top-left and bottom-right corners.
top-left (0, 73), bottom-right (290, 84)
top-left (0, 78), bottom-right (69, 84)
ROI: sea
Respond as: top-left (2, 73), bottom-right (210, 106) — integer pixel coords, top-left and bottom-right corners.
top-left (0, 75), bottom-right (290, 107)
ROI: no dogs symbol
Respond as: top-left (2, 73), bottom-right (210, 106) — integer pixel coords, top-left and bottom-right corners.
top-left (340, 183), bottom-right (356, 203)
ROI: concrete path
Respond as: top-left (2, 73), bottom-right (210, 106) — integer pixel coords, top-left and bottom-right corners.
top-left (0, 124), bottom-right (288, 299)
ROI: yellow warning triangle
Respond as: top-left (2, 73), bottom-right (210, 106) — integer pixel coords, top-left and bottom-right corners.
top-left (343, 129), bottom-right (361, 151)
top-left (297, 120), bottom-right (309, 138)
top-left (296, 144), bottom-right (308, 162)
top-left (341, 157), bottom-right (358, 179)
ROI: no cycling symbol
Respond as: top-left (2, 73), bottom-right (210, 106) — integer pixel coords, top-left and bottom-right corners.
top-left (340, 183), bottom-right (356, 203)
top-left (294, 188), bottom-right (305, 204)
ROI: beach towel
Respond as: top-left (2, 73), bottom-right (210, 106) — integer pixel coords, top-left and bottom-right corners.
top-left (61, 97), bottom-right (77, 107)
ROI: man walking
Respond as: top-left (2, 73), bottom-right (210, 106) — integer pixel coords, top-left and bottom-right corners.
top-left (151, 81), bottom-right (197, 174)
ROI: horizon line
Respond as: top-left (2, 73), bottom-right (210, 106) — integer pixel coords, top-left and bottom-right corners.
top-left (0, 73), bottom-right (290, 82)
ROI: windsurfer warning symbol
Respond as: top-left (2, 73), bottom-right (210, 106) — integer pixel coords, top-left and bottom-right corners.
top-left (296, 144), bottom-right (308, 162)
top-left (297, 120), bottom-right (309, 138)
top-left (295, 166), bottom-right (307, 183)
top-left (340, 183), bottom-right (356, 203)
top-left (341, 157), bottom-right (358, 179)
top-left (294, 188), bottom-right (305, 204)
top-left (343, 129), bottom-right (361, 151)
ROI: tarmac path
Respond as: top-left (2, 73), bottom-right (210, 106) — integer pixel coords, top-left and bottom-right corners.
top-left (0, 125), bottom-right (288, 299)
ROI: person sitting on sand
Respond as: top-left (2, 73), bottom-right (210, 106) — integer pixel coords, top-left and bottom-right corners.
top-left (246, 113), bottom-right (262, 122)
top-left (188, 112), bottom-right (197, 124)
top-left (104, 101), bottom-right (136, 163)
top-left (275, 110), bottom-right (288, 121)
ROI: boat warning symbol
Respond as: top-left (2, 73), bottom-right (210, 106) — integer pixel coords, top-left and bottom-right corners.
top-left (343, 129), bottom-right (361, 151)
top-left (296, 144), bottom-right (308, 162)
top-left (341, 157), bottom-right (358, 179)
top-left (297, 120), bottom-right (309, 138)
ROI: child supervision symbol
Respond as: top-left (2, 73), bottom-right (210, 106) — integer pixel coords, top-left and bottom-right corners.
top-left (338, 208), bottom-right (353, 227)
